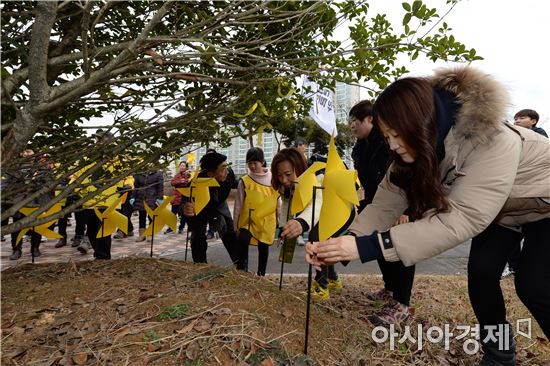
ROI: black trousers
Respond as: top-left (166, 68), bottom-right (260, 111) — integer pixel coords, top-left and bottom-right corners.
top-left (138, 210), bottom-right (153, 229)
top-left (236, 228), bottom-right (269, 276)
top-left (171, 204), bottom-right (186, 231)
top-left (85, 209), bottom-right (111, 259)
top-left (119, 201), bottom-right (134, 233)
top-left (468, 219), bottom-right (550, 340)
top-left (314, 265), bottom-right (338, 289)
top-left (58, 209), bottom-right (87, 238)
top-left (506, 238), bottom-right (522, 273)
top-left (189, 213), bottom-right (238, 264)
top-left (378, 258), bottom-right (416, 306)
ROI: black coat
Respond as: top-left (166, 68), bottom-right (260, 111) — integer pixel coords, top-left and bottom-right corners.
top-left (532, 126), bottom-right (548, 138)
top-left (2, 160), bottom-right (53, 208)
top-left (351, 126), bottom-right (389, 211)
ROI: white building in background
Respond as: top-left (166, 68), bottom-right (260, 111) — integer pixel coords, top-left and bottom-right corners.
top-left (181, 82), bottom-right (360, 175)
top-left (334, 81), bottom-right (361, 123)
top-left (184, 130), bottom-right (283, 176)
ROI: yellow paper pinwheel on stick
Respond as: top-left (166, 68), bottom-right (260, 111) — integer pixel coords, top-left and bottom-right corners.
top-left (291, 161), bottom-right (326, 215)
top-left (94, 192), bottom-right (129, 238)
top-left (16, 204), bottom-right (64, 245)
top-left (143, 196), bottom-right (177, 236)
top-left (319, 134), bottom-right (359, 241)
top-left (177, 177), bottom-right (219, 215)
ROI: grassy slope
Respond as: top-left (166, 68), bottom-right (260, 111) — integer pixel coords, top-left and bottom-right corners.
top-left (1, 258), bottom-right (549, 365)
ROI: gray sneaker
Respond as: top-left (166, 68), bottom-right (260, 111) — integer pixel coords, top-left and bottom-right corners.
top-left (77, 237), bottom-right (90, 254)
top-left (82, 236), bottom-right (92, 249)
top-left (368, 300), bottom-right (413, 327)
top-left (113, 230), bottom-right (126, 240)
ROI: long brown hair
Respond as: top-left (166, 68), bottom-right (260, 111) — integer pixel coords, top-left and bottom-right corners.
top-left (270, 148), bottom-right (308, 191)
top-left (373, 77), bottom-right (450, 219)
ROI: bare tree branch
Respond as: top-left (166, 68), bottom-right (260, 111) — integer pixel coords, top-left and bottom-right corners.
top-left (36, 1), bottom-right (175, 115)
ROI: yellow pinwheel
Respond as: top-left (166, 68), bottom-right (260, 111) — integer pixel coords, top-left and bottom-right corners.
top-left (94, 192), bottom-right (129, 238)
top-left (177, 177), bottom-right (219, 215)
top-left (143, 196), bottom-right (177, 235)
top-left (16, 204), bottom-right (64, 245)
top-left (291, 161), bottom-right (326, 215)
top-left (319, 135), bottom-right (359, 241)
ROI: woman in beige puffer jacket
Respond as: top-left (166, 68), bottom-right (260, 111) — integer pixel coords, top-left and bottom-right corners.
top-left (307, 67), bottom-right (550, 365)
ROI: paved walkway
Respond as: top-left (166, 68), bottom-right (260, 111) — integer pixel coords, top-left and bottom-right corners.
top-left (1, 213), bottom-right (471, 274)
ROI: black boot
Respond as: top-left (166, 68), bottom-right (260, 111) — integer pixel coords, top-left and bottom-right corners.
top-left (72, 235), bottom-right (82, 247)
top-left (31, 244), bottom-right (41, 257)
top-left (477, 324), bottom-right (516, 366)
top-left (55, 237), bottom-right (67, 248)
top-left (9, 248), bottom-right (22, 260)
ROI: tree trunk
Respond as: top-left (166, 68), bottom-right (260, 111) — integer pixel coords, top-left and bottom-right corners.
top-left (1, 109), bottom-right (44, 165)
top-left (2, 2), bottom-right (57, 164)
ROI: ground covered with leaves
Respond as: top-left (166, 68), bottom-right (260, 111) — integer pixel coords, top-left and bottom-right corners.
top-left (1, 258), bottom-right (549, 365)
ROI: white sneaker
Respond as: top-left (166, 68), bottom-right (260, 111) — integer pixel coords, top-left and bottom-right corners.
top-left (297, 236), bottom-right (305, 246)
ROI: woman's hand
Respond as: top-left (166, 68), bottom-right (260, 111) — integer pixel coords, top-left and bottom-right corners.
top-left (183, 202), bottom-right (195, 217)
top-left (394, 214), bottom-right (409, 226)
top-left (309, 235), bottom-right (360, 264)
top-left (305, 243), bottom-right (324, 271)
top-left (280, 219), bottom-right (303, 239)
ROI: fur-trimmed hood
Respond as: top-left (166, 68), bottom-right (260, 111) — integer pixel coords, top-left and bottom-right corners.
top-left (430, 67), bottom-right (510, 145)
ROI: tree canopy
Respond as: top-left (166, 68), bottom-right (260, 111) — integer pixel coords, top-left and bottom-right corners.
top-left (1, 0), bottom-right (480, 233)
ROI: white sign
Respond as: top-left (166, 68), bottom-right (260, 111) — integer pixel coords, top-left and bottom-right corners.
top-left (302, 76), bottom-right (337, 136)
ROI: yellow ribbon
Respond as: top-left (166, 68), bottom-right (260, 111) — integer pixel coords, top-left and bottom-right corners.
top-left (277, 77), bottom-right (298, 118)
top-left (256, 122), bottom-right (273, 147)
top-left (233, 100), bottom-right (273, 118)
top-left (277, 78), bottom-right (295, 99)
